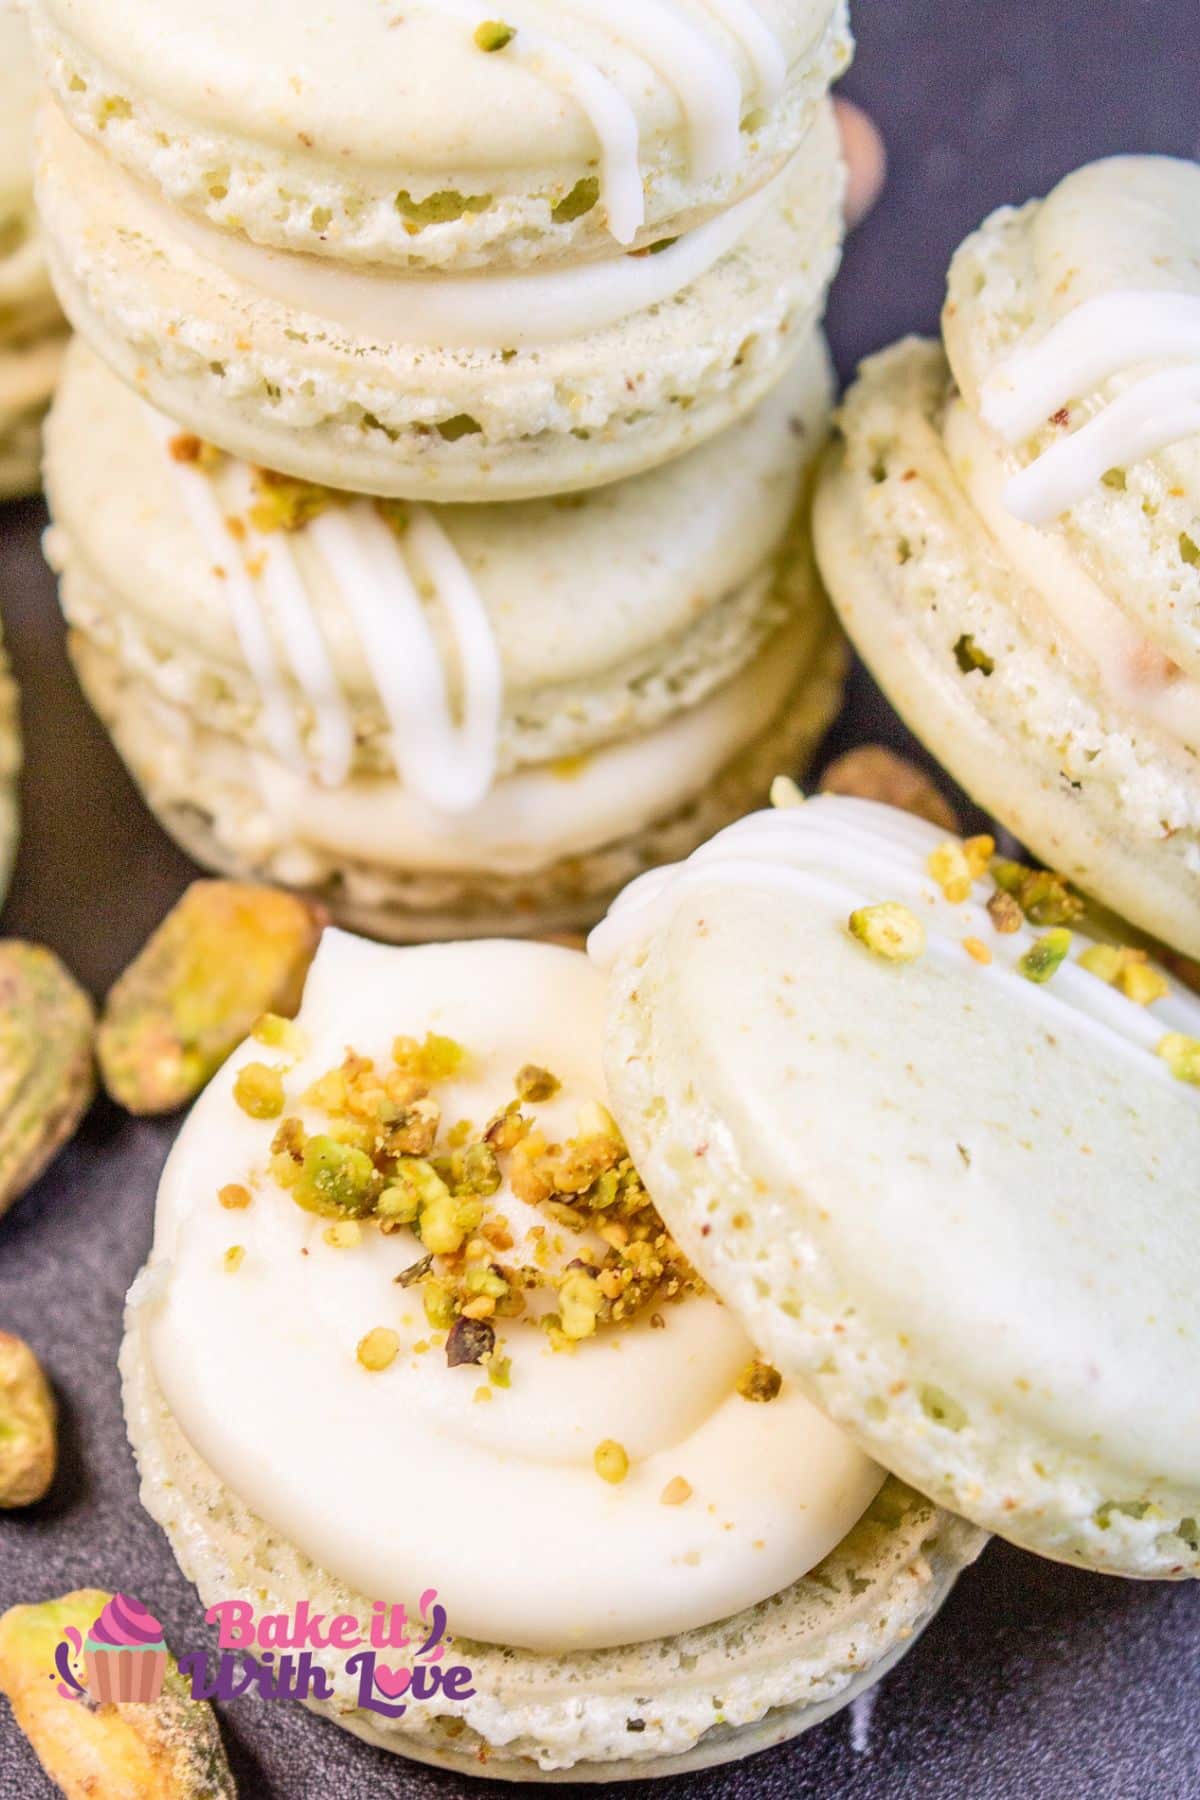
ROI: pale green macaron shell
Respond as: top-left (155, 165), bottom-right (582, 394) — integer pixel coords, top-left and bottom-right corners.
top-left (27, 0), bottom-right (850, 270)
top-left (35, 95), bottom-right (844, 503)
top-left (814, 156), bottom-right (1200, 959)
top-left (0, 10), bottom-right (67, 499)
top-left (596, 794), bottom-right (1200, 1580)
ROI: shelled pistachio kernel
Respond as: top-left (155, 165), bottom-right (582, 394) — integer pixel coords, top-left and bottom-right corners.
top-left (357, 1328), bottom-right (400, 1371)
top-left (594, 1439), bottom-right (630, 1484)
top-left (233, 1062), bottom-right (285, 1119)
top-left (848, 902), bottom-right (925, 963)
top-left (1078, 943), bottom-right (1169, 1005)
top-left (927, 834), bottom-right (995, 903)
top-left (1018, 929), bottom-right (1072, 984)
top-left (1157, 1033), bottom-right (1200, 1084)
top-left (474, 19), bottom-right (515, 51)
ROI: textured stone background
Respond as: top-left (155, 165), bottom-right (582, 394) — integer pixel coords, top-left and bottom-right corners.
top-left (2, 1), bottom-right (1199, 1794)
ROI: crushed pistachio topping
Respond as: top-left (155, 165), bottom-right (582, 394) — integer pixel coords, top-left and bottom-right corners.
top-left (1078, 944), bottom-right (1169, 1006)
top-left (255, 1038), bottom-right (700, 1377)
top-left (233, 1062), bottom-right (285, 1119)
top-left (848, 902), bottom-right (926, 963)
top-left (736, 1359), bottom-right (782, 1403)
top-left (218, 1183), bottom-right (252, 1210)
top-left (223, 1245), bottom-right (245, 1273)
top-left (1157, 1033), bottom-right (1200, 1084)
top-left (594, 1439), bottom-right (630, 1485)
top-left (990, 858), bottom-right (1084, 927)
top-left (252, 1012), bottom-right (308, 1055)
top-left (927, 835), bottom-right (994, 903)
top-left (1018, 929), bottom-right (1072, 984)
top-left (660, 1476), bottom-right (693, 1506)
top-left (357, 1327), bottom-right (400, 1372)
top-left (474, 19), bottom-right (515, 51)
top-left (986, 889), bottom-right (1024, 934)
top-left (248, 467), bottom-right (335, 534)
top-left (963, 936), bottom-right (992, 966)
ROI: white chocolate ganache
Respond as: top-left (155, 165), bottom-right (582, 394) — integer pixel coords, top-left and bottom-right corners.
top-left (136, 933), bottom-right (883, 1654)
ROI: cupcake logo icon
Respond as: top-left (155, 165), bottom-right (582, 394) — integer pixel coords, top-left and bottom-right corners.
top-left (55, 1594), bottom-right (169, 1704)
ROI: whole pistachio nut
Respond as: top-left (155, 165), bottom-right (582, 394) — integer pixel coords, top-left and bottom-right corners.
top-left (0, 1591), bottom-right (236, 1800)
top-left (98, 881), bottom-right (326, 1114)
top-left (0, 942), bottom-right (95, 1217)
top-left (0, 1333), bottom-right (56, 1507)
top-left (819, 745), bottom-right (961, 832)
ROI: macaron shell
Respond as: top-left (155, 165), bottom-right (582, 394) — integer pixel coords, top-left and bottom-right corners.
top-left (600, 795), bottom-right (1200, 1578)
top-left (29, 0), bottom-right (850, 270)
top-left (35, 98), bottom-right (844, 501)
top-left (121, 1314), bottom-right (983, 1776)
top-left (813, 337), bottom-right (1200, 959)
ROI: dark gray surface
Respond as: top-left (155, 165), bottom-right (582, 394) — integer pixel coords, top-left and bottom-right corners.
top-left (3, 2), bottom-right (1200, 1794)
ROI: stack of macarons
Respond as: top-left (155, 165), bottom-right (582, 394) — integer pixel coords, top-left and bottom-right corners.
top-left (0, 11), bottom-right (67, 500)
top-left (29, 0), bottom-right (857, 937)
top-left (815, 153), bottom-right (1200, 962)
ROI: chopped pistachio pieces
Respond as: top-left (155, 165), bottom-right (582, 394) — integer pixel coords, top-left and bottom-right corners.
top-left (474, 19), bottom-right (515, 51)
top-left (357, 1327), bottom-right (400, 1371)
top-left (991, 858), bottom-right (1084, 926)
top-left (953, 633), bottom-right (995, 676)
top-left (660, 1475), bottom-right (693, 1506)
top-left (233, 1061), bottom-right (285, 1119)
top-left (1078, 943), bottom-right (1169, 1005)
top-left (927, 835), bottom-right (994, 903)
top-left (736, 1358), bottom-right (783, 1403)
top-left (594, 1439), bottom-right (630, 1484)
top-left (1018, 929), bottom-right (1072, 984)
top-left (218, 1182), bottom-right (251, 1210)
top-left (987, 889), bottom-right (1024, 934)
top-left (848, 902), bottom-right (926, 963)
top-left (1157, 1033), bottom-right (1200, 1084)
top-left (223, 1245), bottom-right (245, 1273)
top-left (257, 1039), bottom-right (700, 1378)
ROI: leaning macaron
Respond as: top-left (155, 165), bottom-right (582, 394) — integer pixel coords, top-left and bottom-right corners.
top-left (591, 793), bottom-right (1200, 1580)
top-left (45, 334), bottom-right (845, 940)
top-left (0, 11), bottom-right (67, 499)
top-left (814, 155), bottom-right (1200, 959)
top-left (121, 928), bottom-right (982, 1778)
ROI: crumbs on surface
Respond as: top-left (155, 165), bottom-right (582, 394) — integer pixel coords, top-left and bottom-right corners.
top-left (848, 902), bottom-right (925, 963)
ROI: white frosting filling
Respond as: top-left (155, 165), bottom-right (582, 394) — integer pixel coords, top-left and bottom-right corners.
top-left (589, 797), bottom-right (1200, 1071)
top-left (139, 933), bottom-right (882, 1652)
top-left (137, 158), bottom-right (781, 349)
top-left (182, 619), bottom-right (805, 877)
top-left (943, 398), bottom-right (1200, 748)
top-left (978, 291), bottom-right (1200, 525)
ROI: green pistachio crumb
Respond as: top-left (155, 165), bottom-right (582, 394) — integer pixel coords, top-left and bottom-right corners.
top-left (515, 1064), bottom-right (560, 1103)
top-left (953, 633), bottom-right (995, 677)
top-left (1157, 1033), bottom-right (1200, 1084)
top-left (594, 1439), bottom-right (630, 1484)
top-left (473, 20), bottom-right (515, 52)
top-left (233, 1062), bottom-right (285, 1119)
top-left (736, 1359), bottom-right (783, 1403)
top-left (551, 176), bottom-right (600, 223)
top-left (1018, 928), bottom-right (1073, 984)
top-left (848, 902), bottom-right (926, 963)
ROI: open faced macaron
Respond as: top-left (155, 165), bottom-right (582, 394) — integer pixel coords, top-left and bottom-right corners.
top-left (30, 2), bottom-right (851, 500)
top-left (591, 792), bottom-right (1200, 1581)
top-left (814, 155), bottom-right (1200, 959)
top-left (121, 927), bottom-right (982, 1778)
top-left (45, 333), bottom-right (844, 940)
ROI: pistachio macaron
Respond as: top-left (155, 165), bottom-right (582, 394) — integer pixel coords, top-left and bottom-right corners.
top-left (121, 928), bottom-right (982, 1777)
top-left (592, 793), bottom-right (1200, 1580)
top-left (814, 155), bottom-right (1200, 959)
top-left (0, 11), bottom-right (67, 499)
top-left (45, 333), bottom-right (845, 939)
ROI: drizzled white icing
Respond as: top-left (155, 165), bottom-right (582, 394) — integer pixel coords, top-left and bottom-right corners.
top-left (979, 292), bottom-right (1200, 525)
top-left (588, 797), bottom-right (1200, 1075)
top-left (152, 163), bottom-right (779, 349)
top-left (150, 411), bottom-right (503, 814)
top-left (437, 0), bottom-right (785, 245)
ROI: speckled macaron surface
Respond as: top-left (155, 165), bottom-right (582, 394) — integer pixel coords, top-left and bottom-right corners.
top-left (593, 795), bottom-right (1200, 1580)
top-left (0, 10), bottom-right (67, 499)
top-left (814, 156), bottom-right (1200, 958)
top-left (44, 333), bottom-right (845, 937)
top-left (35, 94), bottom-right (845, 501)
top-left (28, 0), bottom-right (851, 269)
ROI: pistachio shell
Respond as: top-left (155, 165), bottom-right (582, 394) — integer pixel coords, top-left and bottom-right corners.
top-left (0, 1333), bottom-right (56, 1507)
top-left (819, 745), bottom-right (960, 831)
top-left (98, 881), bottom-right (326, 1114)
top-left (0, 943), bottom-right (95, 1216)
top-left (0, 1591), bottom-right (236, 1799)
